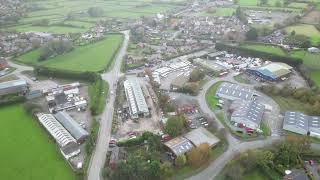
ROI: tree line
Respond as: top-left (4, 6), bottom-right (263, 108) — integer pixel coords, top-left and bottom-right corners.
top-left (257, 85), bottom-right (320, 115)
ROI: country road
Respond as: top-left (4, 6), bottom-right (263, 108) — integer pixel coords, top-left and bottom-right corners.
top-left (87, 30), bottom-right (129, 180)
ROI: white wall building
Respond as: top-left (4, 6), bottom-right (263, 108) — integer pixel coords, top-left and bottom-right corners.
top-left (124, 78), bottom-right (149, 119)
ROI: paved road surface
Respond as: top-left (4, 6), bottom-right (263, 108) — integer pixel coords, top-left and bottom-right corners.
top-left (87, 30), bottom-right (129, 180)
top-left (187, 136), bottom-right (282, 180)
top-left (187, 74), bottom-right (283, 180)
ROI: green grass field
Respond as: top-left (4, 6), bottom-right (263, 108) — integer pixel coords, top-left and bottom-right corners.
top-left (206, 81), bottom-right (224, 111)
top-left (240, 44), bottom-right (287, 56)
top-left (271, 95), bottom-right (313, 113)
top-left (238, 0), bottom-right (259, 6)
top-left (200, 8), bottom-right (235, 17)
top-left (288, 2), bottom-right (309, 8)
top-left (0, 104), bottom-right (75, 180)
top-left (16, 34), bottom-right (123, 72)
top-left (310, 71), bottom-right (320, 87)
top-left (241, 169), bottom-right (270, 180)
top-left (285, 24), bottom-right (320, 46)
top-left (290, 50), bottom-right (320, 69)
top-left (238, 0), bottom-right (283, 6)
top-left (2, 0), bottom-right (184, 33)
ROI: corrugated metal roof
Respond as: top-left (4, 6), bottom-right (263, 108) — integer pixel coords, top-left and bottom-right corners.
top-left (0, 79), bottom-right (27, 90)
top-left (54, 111), bottom-right (89, 141)
top-left (164, 137), bottom-right (194, 156)
top-left (283, 111), bottom-right (320, 134)
top-left (184, 127), bottom-right (220, 147)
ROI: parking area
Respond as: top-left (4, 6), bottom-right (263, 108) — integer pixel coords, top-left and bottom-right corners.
top-left (245, 10), bottom-right (297, 26)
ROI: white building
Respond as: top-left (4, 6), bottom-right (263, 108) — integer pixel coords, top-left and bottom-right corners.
top-left (124, 78), bottom-right (149, 119)
top-left (283, 111), bottom-right (320, 138)
top-left (36, 113), bottom-right (76, 147)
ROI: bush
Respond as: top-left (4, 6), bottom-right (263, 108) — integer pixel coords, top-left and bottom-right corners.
top-left (0, 94), bottom-right (25, 107)
top-left (87, 7), bottom-right (104, 17)
top-left (31, 19), bottom-right (49, 26)
top-left (89, 77), bottom-right (109, 115)
top-left (117, 131), bottom-right (155, 147)
top-left (34, 66), bottom-right (99, 81)
top-left (164, 115), bottom-right (186, 137)
top-left (38, 39), bottom-right (73, 61)
top-left (175, 154), bottom-right (187, 167)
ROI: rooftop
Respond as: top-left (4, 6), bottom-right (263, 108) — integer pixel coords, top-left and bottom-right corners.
top-left (216, 82), bottom-right (255, 101)
top-left (251, 62), bottom-right (292, 79)
top-left (54, 111), bottom-right (89, 141)
top-left (164, 136), bottom-right (194, 156)
top-left (0, 79), bottom-right (27, 90)
top-left (184, 127), bottom-right (220, 147)
top-left (231, 100), bottom-right (265, 127)
top-left (283, 111), bottom-right (320, 136)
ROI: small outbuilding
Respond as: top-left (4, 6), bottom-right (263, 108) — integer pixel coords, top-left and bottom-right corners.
top-left (184, 127), bottom-right (220, 147)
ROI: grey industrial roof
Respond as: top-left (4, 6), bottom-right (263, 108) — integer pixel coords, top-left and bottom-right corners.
top-left (283, 111), bottom-right (309, 133)
top-left (231, 100), bottom-right (265, 126)
top-left (54, 111), bottom-right (89, 141)
top-left (124, 78), bottom-right (149, 115)
top-left (216, 82), bottom-right (255, 101)
top-left (284, 112), bottom-right (320, 135)
top-left (0, 79), bottom-right (27, 90)
top-left (36, 113), bottom-right (76, 147)
top-left (184, 127), bottom-right (220, 147)
top-left (164, 137), bottom-right (194, 156)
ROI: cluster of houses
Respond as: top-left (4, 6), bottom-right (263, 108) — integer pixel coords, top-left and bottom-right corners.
top-left (177, 16), bottom-right (248, 41)
top-left (0, 0), bottom-right (25, 25)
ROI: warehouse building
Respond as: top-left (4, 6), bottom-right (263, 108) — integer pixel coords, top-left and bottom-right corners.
top-left (54, 111), bottom-right (89, 143)
top-left (184, 127), bottom-right (220, 147)
top-left (164, 128), bottom-right (220, 157)
top-left (216, 82), bottom-right (256, 101)
top-left (124, 78), bottom-right (149, 119)
top-left (283, 111), bottom-right (320, 138)
top-left (246, 62), bottom-right (293, 81)
top-left (0, 79), bottom-right (28, 96)
top-left (36, 113), bottom-right (76, 147)
top-left (230, 100), bottom-right (265, 130)
top-left (36, 113), bottom-right (80, 159)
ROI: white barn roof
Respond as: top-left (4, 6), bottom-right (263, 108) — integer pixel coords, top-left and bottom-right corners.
top-left (36, 113), bottom-right (76, 147)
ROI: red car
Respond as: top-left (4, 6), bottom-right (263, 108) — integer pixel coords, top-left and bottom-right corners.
top-left (161, 134), bottom-right (172, 142)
